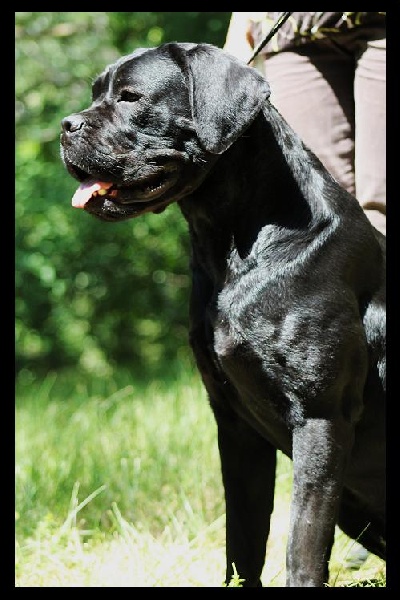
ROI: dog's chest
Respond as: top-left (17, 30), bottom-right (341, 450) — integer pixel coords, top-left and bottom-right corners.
top-left (212, 293), bottom-right (279, 382)
top-left (210, 298), bottom-right (299, 447)
top-left (209, 278), bottom-right (299, 425)
top-left (212, 266), bottom-right (281, 365)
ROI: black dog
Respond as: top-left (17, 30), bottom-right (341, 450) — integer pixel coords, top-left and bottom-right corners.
top-left (60, 43), bottom-right (386, 587)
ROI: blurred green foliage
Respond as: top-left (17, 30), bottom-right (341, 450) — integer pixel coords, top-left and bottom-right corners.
top-left (16, 12), bottom-right (232, 377)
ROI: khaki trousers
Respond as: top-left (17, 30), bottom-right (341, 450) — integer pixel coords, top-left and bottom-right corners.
top-left (262, 30), bottom-right (386, 235)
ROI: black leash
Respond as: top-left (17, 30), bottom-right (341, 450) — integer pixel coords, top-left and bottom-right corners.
top-left (247, 12), bottom-right (292, 65)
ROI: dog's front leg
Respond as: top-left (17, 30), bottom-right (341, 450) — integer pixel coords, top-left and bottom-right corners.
top-left (215, 412), bottom-right (277, 588)
top-left (286, 417), bottom-right (353, 587)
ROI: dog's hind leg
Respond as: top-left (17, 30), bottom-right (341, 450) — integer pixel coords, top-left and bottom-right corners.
top-left (215, 411), bottom-right (277, 588)
top-left (286, 417), bottom-right (354, 587)
top-left (337, 488), bottom-right (386, 561)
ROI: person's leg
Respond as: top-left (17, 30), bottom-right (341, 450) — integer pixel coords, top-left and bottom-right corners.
top-left (354, 36), bottom-right (386, 235)
top-left (263, 44), bottom-right (356, 196)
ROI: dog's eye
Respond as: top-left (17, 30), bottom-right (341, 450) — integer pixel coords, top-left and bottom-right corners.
top-left (118, 90), bottom-right (142, 103)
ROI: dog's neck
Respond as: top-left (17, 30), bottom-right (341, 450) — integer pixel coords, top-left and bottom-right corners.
top-left (178, 100), bottom-right (340, 283)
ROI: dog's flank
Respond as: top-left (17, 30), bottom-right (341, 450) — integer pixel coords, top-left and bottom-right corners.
top-left (60, 42), bottom-right (385, 587)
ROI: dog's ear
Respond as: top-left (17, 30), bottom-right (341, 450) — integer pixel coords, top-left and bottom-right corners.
top-left (168, 43), bottom-right (271, 154)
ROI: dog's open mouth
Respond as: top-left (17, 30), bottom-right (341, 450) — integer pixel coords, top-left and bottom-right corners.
top-left (71, 168), bottom-right (179, 210)
top-left (72, 180), bottom-right (115, 208)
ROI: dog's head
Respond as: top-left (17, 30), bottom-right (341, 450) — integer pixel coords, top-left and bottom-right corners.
top-left (60, 42), bottom-right (270, 221)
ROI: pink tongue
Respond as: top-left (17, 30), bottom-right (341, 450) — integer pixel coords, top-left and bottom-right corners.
top-left (71, 180), bottom-right (112, 208)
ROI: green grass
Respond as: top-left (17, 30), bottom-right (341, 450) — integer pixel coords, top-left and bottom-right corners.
top-left (15, 363), bottom-right (386, 587)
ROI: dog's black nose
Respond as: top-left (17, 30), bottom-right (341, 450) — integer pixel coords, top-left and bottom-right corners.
top-left (61, 114), bottom-right (85, 134)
